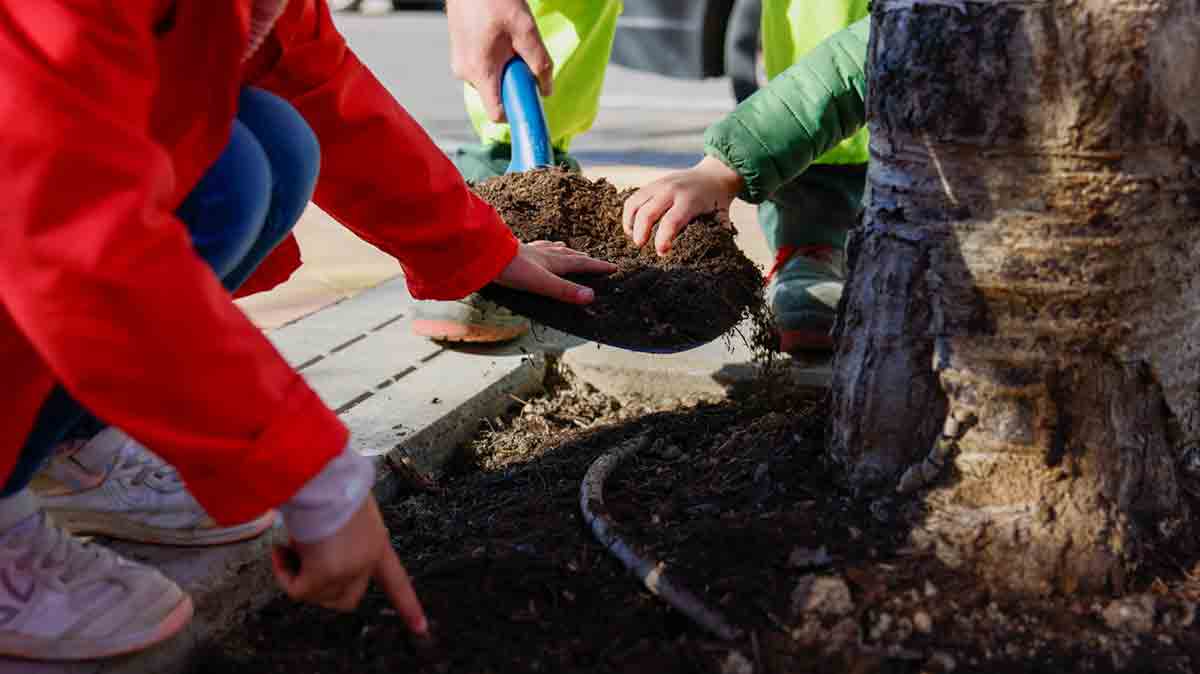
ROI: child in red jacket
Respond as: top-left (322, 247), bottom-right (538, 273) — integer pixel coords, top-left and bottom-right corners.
top-left (0, 0), bottom-right (612, 661)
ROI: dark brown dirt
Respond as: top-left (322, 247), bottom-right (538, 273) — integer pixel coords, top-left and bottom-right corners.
top-left (474, 169), bottom-right (764, 351)
top-left (192, 366), bottom-right (1200, 674)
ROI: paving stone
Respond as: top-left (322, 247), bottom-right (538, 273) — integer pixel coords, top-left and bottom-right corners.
top-left (342, 347), bottom-right (547, 483)
top-left (297, 317), bottom-right (444, 413)
top-left (266, 277), bottom-right (413, 368)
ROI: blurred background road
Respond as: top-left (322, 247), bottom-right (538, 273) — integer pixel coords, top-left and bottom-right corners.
top-left (332, 8), bottom-right (738, 165)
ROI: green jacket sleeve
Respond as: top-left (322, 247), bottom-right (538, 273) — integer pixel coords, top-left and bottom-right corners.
top-left (704, 17), bottom-right (870, 204)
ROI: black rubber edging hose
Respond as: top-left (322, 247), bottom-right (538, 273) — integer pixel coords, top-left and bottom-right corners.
top-left (579, 434), bottom-right (743, 641)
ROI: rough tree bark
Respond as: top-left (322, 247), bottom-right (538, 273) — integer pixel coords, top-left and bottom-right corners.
top-left (830, 0), bottom-right (1200, 594)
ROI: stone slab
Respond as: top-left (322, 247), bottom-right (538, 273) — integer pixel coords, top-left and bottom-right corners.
top-left (343, 348), bottom-right (547, 483)
top-left (266, 277), bottom-right (414, 369)
top-left (297, 317), bottom-right (445, 413)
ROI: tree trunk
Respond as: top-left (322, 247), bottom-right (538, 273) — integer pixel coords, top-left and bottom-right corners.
top-left (830, 0), bottom-right (1200, 594)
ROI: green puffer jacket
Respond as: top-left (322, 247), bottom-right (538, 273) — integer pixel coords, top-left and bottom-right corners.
top-left (704, 17), bottom-right (870, 204)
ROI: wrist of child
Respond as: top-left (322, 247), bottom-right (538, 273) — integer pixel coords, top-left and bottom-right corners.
top-left (697, 155), bottom-right (745, 197)
top-left (279, 444), bottom-right (374, 544)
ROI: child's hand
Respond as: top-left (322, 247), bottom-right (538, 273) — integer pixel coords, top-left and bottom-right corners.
top-left (272, 497), bottom-right (429, 637)
top-left (494, 240), bottom-right (617, 304)
top-left (622, 156), bottom-right (744, 256)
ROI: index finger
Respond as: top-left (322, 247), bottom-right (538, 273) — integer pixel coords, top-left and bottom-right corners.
top-left (376, 548), bottom-right (430, 637)
top-left (512, 22), bottom-right (554, 97)
top-left (479, 73), bottom-right (507, 123)
top-left (513, 260), bottom-right (596, 304)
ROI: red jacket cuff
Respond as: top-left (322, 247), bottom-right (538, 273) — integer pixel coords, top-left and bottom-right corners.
top-left (403, 193), bottom-right (519, 301)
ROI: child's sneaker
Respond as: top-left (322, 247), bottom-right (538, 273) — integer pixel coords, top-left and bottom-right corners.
top-left (32, 428), bottom-right (275, 546)
top-left (411, 293), bottom-right (530, 343)
top-left (0, 490), bottom-right (192, 660)
top-left (765, 245), bottom-right (846, 353)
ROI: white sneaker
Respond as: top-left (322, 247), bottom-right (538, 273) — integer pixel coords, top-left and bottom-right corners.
top-left (33, 428), bottom-right (276, 546)
top-left (0, 490), bottom-right (192, 660)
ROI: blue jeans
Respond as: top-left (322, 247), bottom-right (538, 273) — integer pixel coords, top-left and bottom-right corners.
top-left (2, 87), bottom-right (319, 498)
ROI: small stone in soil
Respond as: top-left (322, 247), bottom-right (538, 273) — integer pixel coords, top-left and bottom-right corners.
top-left (869, 612), bottom-right (894, 641)
top-left (791, 575), bottom-right (854, 617)
top-left (1101, 595), bottom-right (1157, 634)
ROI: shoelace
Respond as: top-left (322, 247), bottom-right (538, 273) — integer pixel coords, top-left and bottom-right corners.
top-left (763, 245), bottom-right (836, 287)
top-left (114, 443), bottom-right (186, 494)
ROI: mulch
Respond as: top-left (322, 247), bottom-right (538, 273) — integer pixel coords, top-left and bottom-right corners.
top-left (192, 365), bottom-right (1200, 674)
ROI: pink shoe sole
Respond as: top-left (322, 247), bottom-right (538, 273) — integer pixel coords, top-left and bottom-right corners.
top-left (48, 509), bottom-right (277, 547)
top-left (411, 319), bottom-right (529, 344)
top-left (0, 594), bottom-right (194, 661)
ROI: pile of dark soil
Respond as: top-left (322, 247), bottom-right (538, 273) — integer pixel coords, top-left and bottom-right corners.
top-left (474, 169), bottom-right (764, 351)
top-left (193, 368), bottom-right (1200, 674)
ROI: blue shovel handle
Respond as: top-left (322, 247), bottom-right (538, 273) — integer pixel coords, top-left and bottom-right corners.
top-left (500, 57), bottom-right (553, 173)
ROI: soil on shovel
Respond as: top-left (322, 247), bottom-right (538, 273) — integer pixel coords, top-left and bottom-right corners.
top-left (193, 366), bottom-right (1200, 674)
top-left (473, 169), bottom-right (764, 350)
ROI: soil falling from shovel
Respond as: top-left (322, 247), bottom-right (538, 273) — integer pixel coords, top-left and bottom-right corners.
top-left (474, 169), bottom-right (763, 351)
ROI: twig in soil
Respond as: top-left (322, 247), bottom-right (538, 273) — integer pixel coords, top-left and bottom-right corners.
top-left (580, 433), bottom-right (744, 641)
top-left (385, 456), bottom-right (442, 494)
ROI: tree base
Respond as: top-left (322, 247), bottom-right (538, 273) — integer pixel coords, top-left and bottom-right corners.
top-left (907, 349), bottom-right (1187, 595)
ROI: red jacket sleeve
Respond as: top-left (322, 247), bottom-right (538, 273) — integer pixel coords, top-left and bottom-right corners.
top-left (0, 2), bottom-right (347, 525)
top-left (245, 0), bottom-right (519, 301)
